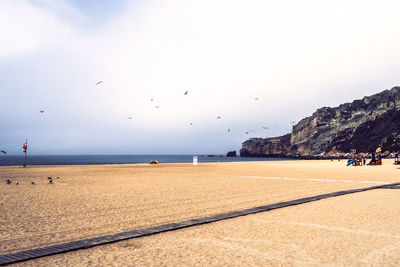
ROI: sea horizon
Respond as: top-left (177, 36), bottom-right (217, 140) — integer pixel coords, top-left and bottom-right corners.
top-left (0, 154), bottom-right (293, 167)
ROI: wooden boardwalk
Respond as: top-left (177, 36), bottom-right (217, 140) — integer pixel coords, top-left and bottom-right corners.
top-left (1, 182), bottom-right (399, 266)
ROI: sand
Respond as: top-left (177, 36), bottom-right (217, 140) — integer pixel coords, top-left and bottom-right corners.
top-left (1, 159), bottom-right (400, 266)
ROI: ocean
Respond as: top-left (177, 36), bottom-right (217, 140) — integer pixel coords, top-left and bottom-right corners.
top-left (0, 155), bottom-right (291, 166)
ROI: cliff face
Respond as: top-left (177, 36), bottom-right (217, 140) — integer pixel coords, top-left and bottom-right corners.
top-left (240, 87), bottom-right (400, 158)
top-left (241, 134), bottom-right (291, 157)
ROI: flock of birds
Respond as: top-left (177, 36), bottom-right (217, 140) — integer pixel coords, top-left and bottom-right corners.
top-left (35, 81), bottom-right (289, 135)
top-left (6, 176), bottom-right (61, 185)
top-left (0, 80), bottom-right (299, 156)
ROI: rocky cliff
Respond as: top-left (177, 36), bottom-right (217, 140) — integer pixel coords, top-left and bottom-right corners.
top-left (240, 87), bottom-right (400, 158)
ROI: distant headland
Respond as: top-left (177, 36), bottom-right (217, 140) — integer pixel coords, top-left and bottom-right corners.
top-left (240, 87), bottom-right (400, 158)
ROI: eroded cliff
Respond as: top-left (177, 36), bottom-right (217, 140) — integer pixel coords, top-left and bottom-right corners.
top-left (240, 87), bottom-right (400, 158)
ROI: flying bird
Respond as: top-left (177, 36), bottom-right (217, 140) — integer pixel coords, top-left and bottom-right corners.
top-left (128, 116), bottom-right (133, 119)
top-left (290, 121), bottom-right (296, 124)
top-left (190, 123), bottom-right (193, 125)
top-left (228, 128), bottom-right (230, 132)
top-left (95, 81), bottom-right (103, 86)
top-left (184, 90), bottom-right (189, 95)
top-left (0, 150), bottom-right (6, 155)
top-left (155, 106), bottom-right (160, 108)
top-left (262, 127), bottom-right (269, 130)
top-left (150, 98), bottom-right (154, 102)
top-left (40, 110), bottom-right (44, 113)
top-left (216, 116), bottom-right (221, 119)
top-left (254, 97), bottom-right (259, 100)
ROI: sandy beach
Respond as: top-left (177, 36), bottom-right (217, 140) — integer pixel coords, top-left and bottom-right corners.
top-left (4, 0), bottom-right (400, 265)
top-left (1, 159), bottom-right (400, 266)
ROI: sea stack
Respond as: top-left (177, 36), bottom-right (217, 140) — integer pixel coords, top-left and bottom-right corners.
top-left (226, 151), bottom-right (237, 157)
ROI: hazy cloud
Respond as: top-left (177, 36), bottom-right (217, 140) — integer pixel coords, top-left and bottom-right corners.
top-left (1, 0), bottom-right (400, 154)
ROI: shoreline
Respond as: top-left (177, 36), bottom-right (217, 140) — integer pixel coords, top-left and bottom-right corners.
top-left (0, 160), bottom-right (298, 168)
top-left (0, 155), bottom-right (297, 167)
top-left (1, 156), bottom-right (398, 168)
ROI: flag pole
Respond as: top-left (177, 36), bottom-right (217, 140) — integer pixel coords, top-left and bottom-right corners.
top-left (23, 139), bottom-right (27, 168)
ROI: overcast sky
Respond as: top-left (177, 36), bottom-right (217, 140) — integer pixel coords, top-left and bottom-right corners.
top-left (1, 0), bottom-right (400, 155)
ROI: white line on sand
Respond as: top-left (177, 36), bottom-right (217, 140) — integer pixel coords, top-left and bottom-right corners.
top-left (231, 176), bottom-right (389, 184)
top-left (253, 219), bottom-right (400, 238)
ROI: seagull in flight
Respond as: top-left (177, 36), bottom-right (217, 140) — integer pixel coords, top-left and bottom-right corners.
top-left (155, 106), bottom-right (160, 108)
top-left (95, 81), bottom-right (103, 86)
top-left (262, 126), bottom-right (269, 130)
top-left (0, 150), bottom-right (6, 155)
top-left (150, 98), bottom-right (154, 102)
top-left (190, 123), bottom-right (193, 125)
top-left (254, 97), bottom-right (259, 100)
top-left (40, 110), bottom-right (44, 113)
top-left (228, 128), bottom-right (230, 132)
top-left (128, 116), bottom-right (133, 119)
top-left (216, 116), bottom-right (221, 119)
top-left (184, 90), bottom-right (189, 95)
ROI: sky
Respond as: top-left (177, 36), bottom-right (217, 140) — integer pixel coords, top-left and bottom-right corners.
top-left (1, 0), bottom-right (400, 155)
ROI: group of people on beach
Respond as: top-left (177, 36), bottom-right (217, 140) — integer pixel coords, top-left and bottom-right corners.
top-left (346, 152), bottom-right (400, 166)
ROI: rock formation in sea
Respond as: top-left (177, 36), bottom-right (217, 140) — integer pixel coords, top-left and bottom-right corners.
top-left (240, 87), bottom-right (400, 158)
top-left (226, 151), bottom-right (237, 157)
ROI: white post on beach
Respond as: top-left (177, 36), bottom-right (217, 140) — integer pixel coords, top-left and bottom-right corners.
top-left (193, 156), bottom-right (198, 166)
